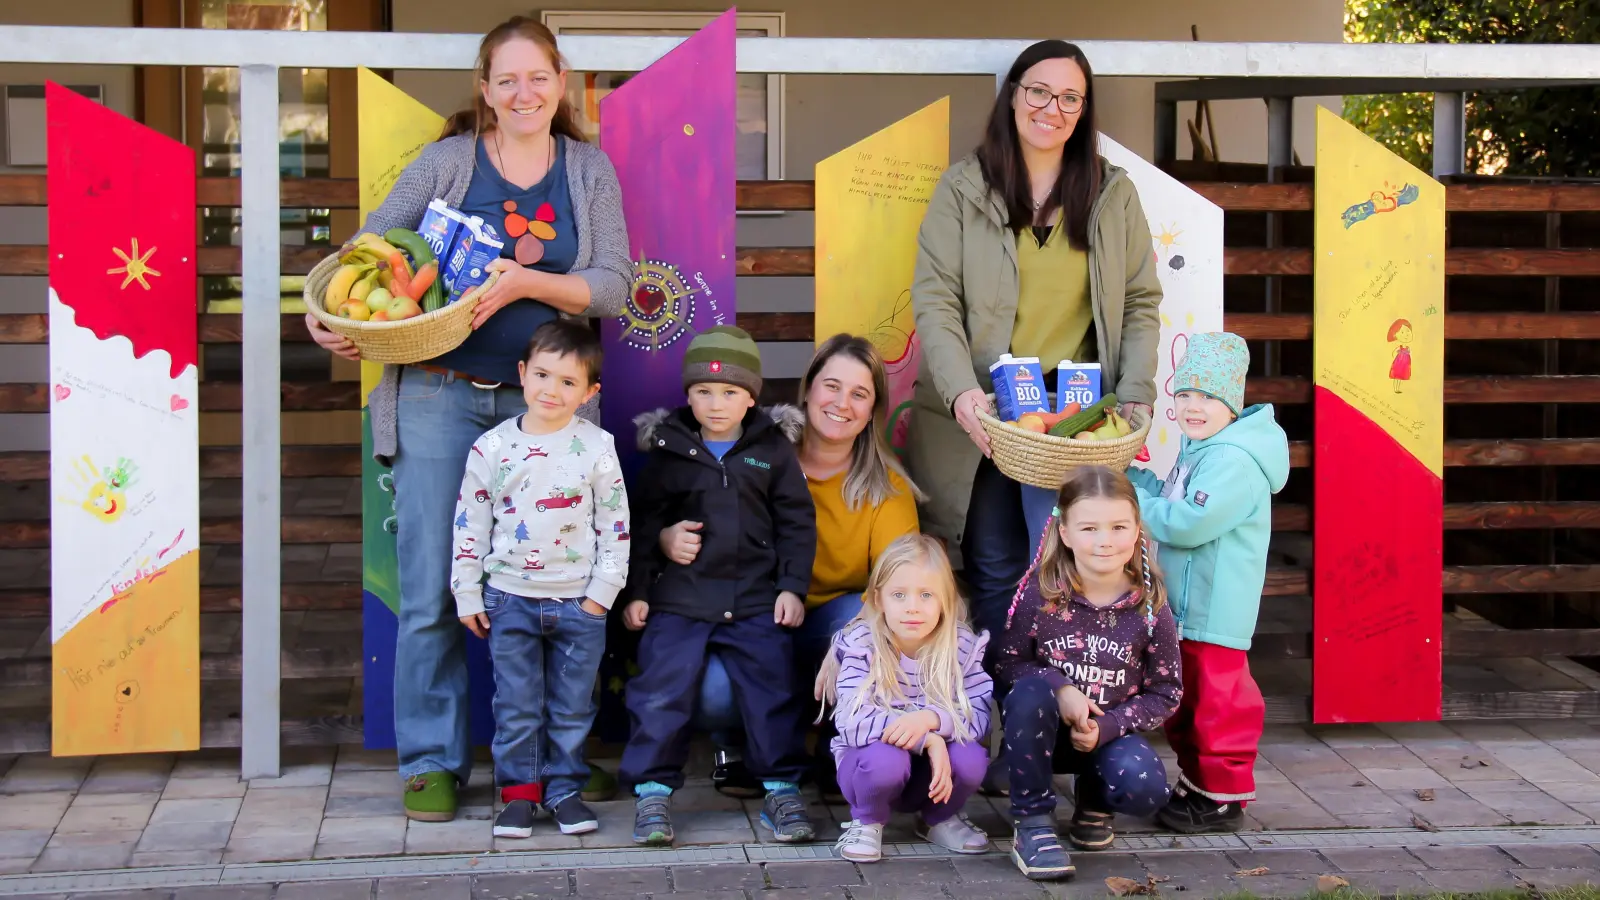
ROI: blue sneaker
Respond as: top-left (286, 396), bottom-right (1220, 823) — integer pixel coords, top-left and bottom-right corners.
top-left (760, 789), bottom-right (816, 843)
top-left (633, 794), bottom-right (673, 845)
top-left (1011, 814), bottom-right (1074, 881)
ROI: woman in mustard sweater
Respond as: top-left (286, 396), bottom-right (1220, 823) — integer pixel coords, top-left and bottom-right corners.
top-left (681, 334), bottom-right (922, 798)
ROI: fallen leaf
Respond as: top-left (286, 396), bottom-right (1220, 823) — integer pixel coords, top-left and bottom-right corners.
top-left (1105, 876), bottom-right (1153, 896)
top-left (1411, 814), bottom-right (1441, 832)
top-left (1168, 838), bottom-right (1182, 848)
top-left (1236, 867), bottom-right (1271, 876)
top-left (1148, 874), bottom-right (1172, 885)
top-left (1317, 874), bottom-right (1351, 893)
top-left (1352, 780), bottom-right (1367, 787)
top-left (1260, 838), bottom-right (1275, 845)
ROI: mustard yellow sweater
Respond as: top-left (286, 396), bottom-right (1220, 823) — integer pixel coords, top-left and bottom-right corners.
top-left (806, 469), bottom-right (919, 608)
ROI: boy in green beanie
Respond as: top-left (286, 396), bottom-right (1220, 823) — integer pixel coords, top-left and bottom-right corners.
top-left (619, 326), bottom-right (820, 846)
top-left (1127, 332), bottom-right (1289, 834)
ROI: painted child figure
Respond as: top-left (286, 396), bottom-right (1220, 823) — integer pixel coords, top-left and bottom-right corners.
top-left (1127, 332), bottom-right (1289, 833)
top-left (996, 465), bottom-right (1183, 882)
top-left (620, 326), bottom-right (820, 846)
top-left (816, 534), bottom-right (994, 863)
top-left (449, 320), bottom-right (631, 839)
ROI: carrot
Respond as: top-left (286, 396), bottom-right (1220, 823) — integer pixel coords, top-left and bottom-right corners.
top-left (407, 260), bottom-right (438, 301)
top-left (387, 251), bottom-right (413, 298)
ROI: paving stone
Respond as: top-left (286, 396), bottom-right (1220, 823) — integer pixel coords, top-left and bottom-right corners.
top-left (222, 834), bottom-right (318, 863)
top-left (1225, 873), bottom-right (1321, 897)
top-left (149, 797), bottom-right (243, 825)
top-left (1541, 782), bottom-right (1600, 803)
top-left (848, 885), bottom-right (954, 900)
top-left (0, 792), bottom-right (72, 830)
top-left (376, 876), bottom-right (473, 900)
top-left (238, 786), bottom-right (330, 814)
top-left (0, 829), bottom-right (51, 858)
top-left (854, 857), bottom-right (959, 885)
top-left (766, 859), bottom-right (867, 889)
top-left (1137, 850), bottom-right (1240, 878)
top-left (1509, 866), bottom-right (1600, 888)
top-left (54, 797), bottom-right (157, 834)
top-left (669, 863), bottom-right (767, 891)
top-left (644, 892), bottom-right (746, 900)
top-left (471, 871), bottom-right (573, 899)
top-left (1338, 869), bottom-right (1432, 894)
top-left (1409, 844), bottom-right (1516, 869)
top-left (574, 866), bottom-right (670, 895)
top-left (403, 819), bottom-right (491, 854)
top-left (1, 756), bottom-right (91, 793)
top-left (0, 858), bottom-right (37, 875)
top-left (274, 881), bottom-right (374, 900)
top-left (1299, 785), bottom-right (1408, 816)
top-left (1420, 868), bottom-right (1525, 891)
top-left (173, 887), bottom-right (273, 900)
top-left (1471, 789), bottom-right (1592, 825)
top-left (128, 849), bottom-right (225, 868)
top-left (756, 890), bottom-right (850, 900)
top-left (1139, 873), bottom-right (1240, 899)
top-left (136, 821), bottom-right (232, 852)
top-left (951, 855), bottom-right (1033, 883)
top-left (57, 892), bottom-right (173, 900)
top-left (323, 794), bottom-right (407, 818)
top-left (229, 818), bottom-right (324, 839)
top-left (314, 838), bottom-right (407, 859)
top-left (160, 777), bottom-right (247, 800)
top-left (168, 754), bottom-right (243, 781)
top-left (493, 832), bottom-right (585, 853)
top-left (330, 771), bottom-right (399, 797)
top-left (319, 815), bottom-right (408, 842)
top-left (80, 755), bottom-right (176, 794)
top-left (1502, 843), bottom-right (1600, 868)
top-left (29, 841), bottom-right (137, 872)
top-left (1223, 849), bottom-right (1329, 875)
top-left (334, 746), bottom-right (400, 772)
top-left (1240, 801), bottom-right (1340, 830)
top-left (1320, 846), bottom-right (1422, 872)
top-left (1356, 766), bottom-right (1451, 790)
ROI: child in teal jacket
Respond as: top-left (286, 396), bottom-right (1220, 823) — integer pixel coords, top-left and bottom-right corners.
top-left (1127, 332), bottom-right (1289, 834)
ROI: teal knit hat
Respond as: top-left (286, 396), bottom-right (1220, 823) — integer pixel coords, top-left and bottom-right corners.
top-left (1173, 332), bottom-right (1249, 416)
top-left (682, 325), bottom-right (763, 397)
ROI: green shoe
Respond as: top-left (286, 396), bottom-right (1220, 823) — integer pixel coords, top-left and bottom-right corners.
top-left (582, 763), bottom-right (619, 802)
top-left (404, 772), bottom-right (458, 822)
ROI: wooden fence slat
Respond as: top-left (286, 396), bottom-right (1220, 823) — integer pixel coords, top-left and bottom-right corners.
top-left (1243, 376), bottom-right (1600, 405)
top-left (0, 583), bottom-right (361, 618)
top-left (0, 515), bottom-right (360, 548)
top-left (0, 717), bottom-right (366, 754)
top-left (0, 382), bottom-right (360, 414)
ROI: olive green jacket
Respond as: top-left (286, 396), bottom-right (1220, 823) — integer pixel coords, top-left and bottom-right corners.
top-left (907, 155), bottom-right (1163, 556)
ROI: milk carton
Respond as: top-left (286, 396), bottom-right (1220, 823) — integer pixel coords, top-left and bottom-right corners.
top-left (989, 354), bottom-right (1050, 422)
top-left (444, 220), bottom-right (506, 304)
top-left (1055, 360), bottom-right (1103, 413)
top-left (418, 199), bottom-right (475, 269)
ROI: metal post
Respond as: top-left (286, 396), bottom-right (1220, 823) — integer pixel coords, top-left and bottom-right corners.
top-left (1263, 96), bottom-right (1293, 377)
top-left (1433, 91), bottom-right (1466, 178)
top-left (1154, 99), bottom-right (1178, 166)
top-left (239, 63), bottom-right (282, 780)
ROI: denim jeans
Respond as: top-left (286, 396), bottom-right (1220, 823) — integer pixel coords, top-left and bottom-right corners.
top-left (962, 458), bottom-right (1056, 670)
top-left (695, 591), bottom-right (864, 740)
top-left (392, 366), bottom-right (527, 783)
top-left (482, 585), bottom-right (608, 805)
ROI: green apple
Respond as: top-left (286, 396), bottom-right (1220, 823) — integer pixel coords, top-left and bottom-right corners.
top-left (365, 287), bottom-right (394, 313)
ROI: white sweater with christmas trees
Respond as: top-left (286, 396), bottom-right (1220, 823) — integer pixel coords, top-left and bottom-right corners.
top-left (449, 416), bottom-right (631, 617)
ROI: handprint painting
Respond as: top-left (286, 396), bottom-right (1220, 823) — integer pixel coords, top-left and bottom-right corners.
top-left (59, 454), bottom-right (141, 523)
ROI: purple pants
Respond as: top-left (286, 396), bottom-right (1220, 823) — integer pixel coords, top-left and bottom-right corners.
top-left (836, 740), bottom-right (988, 826)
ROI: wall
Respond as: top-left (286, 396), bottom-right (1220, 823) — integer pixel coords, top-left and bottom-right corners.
top-left (0, 0), bottom-right (138, 451)
top-left (392, 0), bottom-right (1343, 376)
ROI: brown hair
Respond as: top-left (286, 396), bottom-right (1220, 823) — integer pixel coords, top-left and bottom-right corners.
top-left (1033, 465), bottom-right (1166, 621)
top-left (799, 334), bottom-right (923, 511)
top-left (524, 319), bottom-right (603, 386)
top-left (440, 16), bottom-right (587, 144)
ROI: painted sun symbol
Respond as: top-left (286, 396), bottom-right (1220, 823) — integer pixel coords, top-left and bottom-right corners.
top-left (107, 238), bottom-right (161, 290)
top-left (1155, 224), bottom-right (1183, 249)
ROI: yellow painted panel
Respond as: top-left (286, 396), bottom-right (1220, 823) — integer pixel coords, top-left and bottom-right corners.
top-left (814, 98), bottom-right (949, 451)
top-left (1312, 107), bottom-right (1445, 477)
top-left (356, 67), bottom-right (444, 404)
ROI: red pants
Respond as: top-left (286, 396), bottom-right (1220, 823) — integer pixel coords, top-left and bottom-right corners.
top-left (1163, 640), bottom-right (1264, 803)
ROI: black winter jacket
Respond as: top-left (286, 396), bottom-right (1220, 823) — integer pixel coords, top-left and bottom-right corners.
top-left (630, 404), bottom-right (817, 623)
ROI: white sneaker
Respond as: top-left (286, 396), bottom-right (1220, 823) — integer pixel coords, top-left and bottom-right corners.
top-left (918, 812), bottom-right (990, 854)
top-left (835, 819), bottom-right (884, 862)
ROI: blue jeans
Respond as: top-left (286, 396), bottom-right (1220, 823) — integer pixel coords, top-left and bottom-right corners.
top-left (696, 591), bottom-right (864, 742)
top-left (482, 585), bottom-right (608, 805)
top-left (392, 366), bottom-right (527, 782)
top-left (962, 458), bottom-right (1056, 668)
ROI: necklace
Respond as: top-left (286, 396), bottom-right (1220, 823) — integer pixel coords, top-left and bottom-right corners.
top-left (492, 133), bottom-right (559, 266)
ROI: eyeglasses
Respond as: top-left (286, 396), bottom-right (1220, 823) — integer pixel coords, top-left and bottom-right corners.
top-left (1017, 83), bottom-right (1085, 115)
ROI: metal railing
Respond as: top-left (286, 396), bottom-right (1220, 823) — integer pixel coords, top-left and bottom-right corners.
top-left (5, 25), bottom-right (1600, 778)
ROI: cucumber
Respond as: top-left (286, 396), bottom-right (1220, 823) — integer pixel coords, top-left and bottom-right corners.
top-left (384, 228), bottom-right (436, 266)
top-left (422, 281), bottom-right (447, 313)
top-left (1048, 393), bottom-right (1119, 438)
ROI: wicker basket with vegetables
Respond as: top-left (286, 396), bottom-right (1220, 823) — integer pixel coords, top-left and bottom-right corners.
top-left (303, 229), bottom-right (498, 365)
top-left (976, 393), bottom-right (1152, 490)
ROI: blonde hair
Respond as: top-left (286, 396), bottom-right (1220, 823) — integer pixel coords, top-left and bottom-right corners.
top-left (799, 334), bottom-right (924, 511)
top-left (440, 16), bottom-right (586, 143)
top-left (1031, 465), bottom-right (1167, 623)
top-left (847, 534), bottom-right (977, 742)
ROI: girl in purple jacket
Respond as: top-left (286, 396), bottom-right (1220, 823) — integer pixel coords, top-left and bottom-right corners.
top-left (817, 534), bottom-right (994, 863)
top-left (995, 465), bottom-right (1183, 881)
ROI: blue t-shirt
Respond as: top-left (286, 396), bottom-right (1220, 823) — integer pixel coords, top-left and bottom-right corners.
top-left (429, 136), bottom-right (580, 386)
top-left (704, 439), bottom-right (737, 460)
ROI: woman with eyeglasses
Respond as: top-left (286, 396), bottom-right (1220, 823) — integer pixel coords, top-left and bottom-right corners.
top-left (907, 39), bottom-right (1162, 718)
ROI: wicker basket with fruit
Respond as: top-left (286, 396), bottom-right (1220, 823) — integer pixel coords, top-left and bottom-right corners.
top-left (976, 393), bottom-right (1152, 489)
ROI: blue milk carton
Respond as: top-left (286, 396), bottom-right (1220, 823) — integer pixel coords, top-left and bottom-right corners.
top-left (1055, 360), bottom-right (1103, 413)
top-left (989, 353), bottom-right (1050, 422)
top-left (444, 220), bottom-right (506, 304)
top-left (418, 199), bottom-right (474, 270)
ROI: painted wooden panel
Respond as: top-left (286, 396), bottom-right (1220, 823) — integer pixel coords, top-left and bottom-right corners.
top-left (48, 82), bottom-right (200, 755)
top-left (1312, 106), bottom-right (1445, 724)
top-left (813, 98), bottom-right (947, 453)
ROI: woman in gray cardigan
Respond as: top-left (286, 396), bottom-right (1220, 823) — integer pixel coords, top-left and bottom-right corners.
top-left (305, 17), bottom-right (631, 824)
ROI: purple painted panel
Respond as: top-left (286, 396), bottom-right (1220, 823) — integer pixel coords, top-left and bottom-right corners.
top-left (599, 8), bottom-right (738, 459)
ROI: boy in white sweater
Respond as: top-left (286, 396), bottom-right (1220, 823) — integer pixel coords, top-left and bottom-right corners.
top-left (450, 319), bottom-right (630, 839)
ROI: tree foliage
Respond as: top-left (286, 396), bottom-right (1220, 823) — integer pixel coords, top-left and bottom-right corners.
top-left (1343, 0), bottom-right (1600, 177)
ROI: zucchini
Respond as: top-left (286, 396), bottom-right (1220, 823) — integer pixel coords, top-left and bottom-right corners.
top-left (422, 280), bottom-right (447, 313)
top-left (1048, 393), bottom-right (1119, 438)
top-left (384, 228), bottom-right (437, 267)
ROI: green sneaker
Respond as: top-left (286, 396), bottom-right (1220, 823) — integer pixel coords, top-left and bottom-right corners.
top-left (582, 763), bottom-right (619, 802)
top-left (403, 772), bottom-right (458, 822)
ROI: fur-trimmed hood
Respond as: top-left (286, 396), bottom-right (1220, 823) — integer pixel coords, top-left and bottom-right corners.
top-left (632, 403), bottom-right (804, 453)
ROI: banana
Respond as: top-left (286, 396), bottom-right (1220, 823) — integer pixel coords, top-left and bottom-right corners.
top-left (323, 264), bottom-right (363, 314)
top-left (340, 246), bottom-right (387, 267)
top-left (355, 233), bottom-right (403, 257)
top-left (348, 270), bottom-right (380, 304)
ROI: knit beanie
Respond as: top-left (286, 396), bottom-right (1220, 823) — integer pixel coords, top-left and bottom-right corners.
top-left (1173, 332), bottom-right (1249, 416)
top-left (682, 325), bottom-right (763, 397)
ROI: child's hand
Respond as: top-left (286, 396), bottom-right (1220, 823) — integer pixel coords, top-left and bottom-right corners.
top-left (580, 598), bottom-right (608, 618)
top-left (1070, 717), bottom-right (1100, 752)
top-left (883, 709), bottom-right (940, 750)
top-left (460, 613), bottom-right (490, 639)
top-left (775, 591), bottom-right (806, 627)
top-left (1054, 685), bottom-right (1103, 730)
top-left (660, 520), bottom-right (704, 566)
top-left (622, 600), bottom-right (650, 631)
top-left (924, 733), bottom-right (953, 804)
